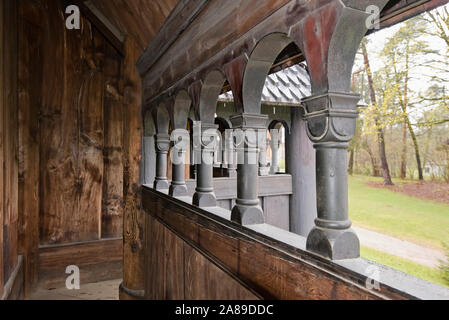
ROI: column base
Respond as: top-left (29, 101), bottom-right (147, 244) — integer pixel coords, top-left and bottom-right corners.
top-left (259, 167), bottom-right (269, 176)
top-left (269, 166), bottom-right (279, 175)
top-left (192, 191), bottom-right (217, 207)
top-left (119, 282), bottom-right (145, 300)
top-left (154, 179), bottom-right (169, 191)
top-left (306, 227), bottom-right (360, 260)
top-left (169, 183), bottom-right (188, 197)
top-left (227, 169), bottom-right (237, 178)
top-left (231, 203), bottom-right (264, 225)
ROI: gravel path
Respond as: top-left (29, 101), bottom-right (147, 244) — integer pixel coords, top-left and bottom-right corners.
top-left (354, 226), bottom-right (446, 268)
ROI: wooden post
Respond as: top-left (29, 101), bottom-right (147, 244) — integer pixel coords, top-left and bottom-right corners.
top-left (102, 44), bottom-right (124, 239)
top-left (1, 0), bottom-right (19, 298)
top-left (18, 0), bottom-right (41, 296)
top-left (0, 0), bottom-right (5, 297)
top-left (120, 37), bottom-right (145, 300)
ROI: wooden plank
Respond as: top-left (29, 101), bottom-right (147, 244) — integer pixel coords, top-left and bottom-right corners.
top-left (39, 1), bottom-right (113, 245)
top-left (39, 0), bottom-right (81, 244)
top-left (38, 238), bottom-right (122, 289)
top-left (77, 26), bottom-right (105, 242)
top-left (145, 215), bottom-right (165, 299)
top-left (184, 241), bottom-right (258, 300)
top-left (2, 0), bottom-right (19, 285)
top-left (137, 0), bottom-right (210, 76)
top-left (198, 226), bottom-right (239, 275)
top-left (1, 255), bottom-right (24, 300)
top-left (76, 0), bottom-right (125, 55)
top-left (18, 0), bottom-right (42, 296)
top-left (142, 188), bottom-right (418, 300)
top-left (121, 36), bottom-right (145, 299)
top-left (374, 0), bottom-right (449, 32)
top-left (156, 196), bottom-right (199, 245)
top-left (102, 43), bottom-right (124, 239)
top-left (141, 0), bottom-right (294, 101)
top-left (0, 0), bottom-right (5, 297)
top-left (90, 0), bottom-right (178, 54)
top-left (164, 227), bottom-right (184, 299)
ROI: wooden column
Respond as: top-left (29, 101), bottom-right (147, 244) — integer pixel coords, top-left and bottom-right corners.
top-left (193, 123), bottom-right (218, 207)
top-left (230, 114), bottom-right (267, 225)
top-left (18, 0), bottom-right (41, 296)
top-left (102, 44), bottom-right (124, 239)
top-left (0, 0), bottom-right (5, 297)
top-left (288, 108), bottom-right (317, 237)
top-left (269, 129), bottom-right (279, 174)
top-left (120, 37), bottom-right (145, 300)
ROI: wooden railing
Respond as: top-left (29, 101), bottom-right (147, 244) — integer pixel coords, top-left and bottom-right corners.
top-left (142, 187), bottom-right (449, 300)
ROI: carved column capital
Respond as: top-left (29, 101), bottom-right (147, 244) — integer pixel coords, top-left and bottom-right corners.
top-left (155, 133), bottom-right (171, 152)
top-left (200, 122), bottom-right (219, 152)
top-left (301, 92), bottom-right (360, 144)
top-left (230, 113), bottom-right (268, 130)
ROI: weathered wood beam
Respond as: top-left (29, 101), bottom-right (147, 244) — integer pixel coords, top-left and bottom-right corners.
top-left (372, 0), bottom-right (449, 33)
top-left (38, 239), bottom-right (122, 289)
top-left (0, 0), bottom-right (5, 298)
top-left (137, 0), bottom-right (209, 77)
top-left (69, 0), bottom-right (125, 55)
top-left (220, 53), bottom-right (305, 95)
top-left (120, 37), bottom-right (145, 300)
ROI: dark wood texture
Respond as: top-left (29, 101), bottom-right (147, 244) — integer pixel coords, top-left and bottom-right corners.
top-left (102, 44), bottom-right (124, 239)
top-left (16, 0), bottom-right (123, 247)
top-left (90, 0), bottom-right (179, 53)
top-left (18, 1), bottom-right (42, 296)
top-left (15, 0), bottom-right (124, 296)
top-left (0, 0), bottom-right (6, 297)
top-left (1, 255), bottom-right (24, 300)
top-left (72, 0), bottom-right (124, 55)
top-left (120, 37), bottom-right (145, 300)
top-left (38, 239), bottom-right (122, 289)
top-left (1, 0), bottom-right (19, 299)
top-left (39, 1), bottom-right (104, 244)
top-left (142, 188), bottom-right (419, 300)
top-left (145, 213), bottom-right (259, 300)
top-left (137, 0), bottom-right (210, 76)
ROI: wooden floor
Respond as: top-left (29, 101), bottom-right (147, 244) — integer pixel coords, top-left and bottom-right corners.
top-left (28, 279), bottom-right (121, 300)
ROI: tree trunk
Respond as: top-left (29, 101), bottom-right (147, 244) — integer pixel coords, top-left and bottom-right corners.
top-left (365, 144), bottom-right (380, 177)
top-left (400, 120), bottom-right (407, 179)
top-left (399, 42), bottom-right (423, 180)
top-left (361, 42), bottom-right (394, 185)
top-left (406, 115), bottom-right (424, 180)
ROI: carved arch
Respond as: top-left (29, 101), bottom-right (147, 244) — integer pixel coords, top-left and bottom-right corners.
top-left (242, 32), bottom-right (301, 114)
top-left (171, 90), bottom-right (192, 130)
top-left (153, 102), bottom-right (170, 135)
top-left (199, 70), bottom-right (227, 123)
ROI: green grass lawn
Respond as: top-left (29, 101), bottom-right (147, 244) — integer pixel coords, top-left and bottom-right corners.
top-left (349, 175), bottom-right (449, 250)
top-left (361, 246), bottom-right (448, 288)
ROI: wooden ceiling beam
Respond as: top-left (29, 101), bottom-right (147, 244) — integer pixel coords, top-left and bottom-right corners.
top-left (369, 0), bottom-right (449, 34)
top-left (67, 0), bottom-right (125, 55)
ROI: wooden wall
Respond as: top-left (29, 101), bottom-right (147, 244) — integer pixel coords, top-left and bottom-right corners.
top-left (17, 0), bottom-right (125, 294)
top-left (1, 0), bottom-right (20, 299)
top-left (145, 213), bottom-right (259, 300)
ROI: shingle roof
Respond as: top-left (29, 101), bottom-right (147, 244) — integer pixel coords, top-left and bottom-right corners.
top-left (218, 64), bottom-right (311, 106)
